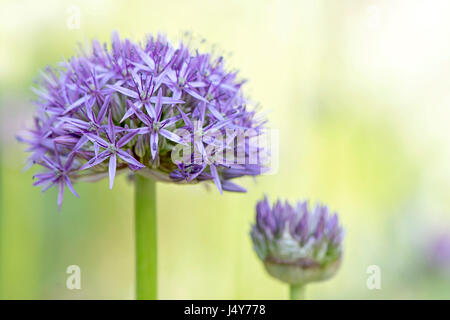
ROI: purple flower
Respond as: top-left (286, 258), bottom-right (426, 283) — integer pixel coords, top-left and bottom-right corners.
top-left (427, 233), bottom-right (450, 272)
top-left (19, 32), bottom-right (268, 208)
top-left (251, 196), bottom-right (344, 285)
top-left (32, 144), bottom-right (79, 211)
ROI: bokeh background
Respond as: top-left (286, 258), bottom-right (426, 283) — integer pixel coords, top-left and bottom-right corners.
top-left (1, 0), bottom-right (450, 299)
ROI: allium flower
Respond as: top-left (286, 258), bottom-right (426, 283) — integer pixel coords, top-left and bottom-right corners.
top-left (427, 233), bottom-right (450, 272)
top-left (251, 197), bottom-right (344, 286)
top-left (18, 32), bottom-right (267, 209)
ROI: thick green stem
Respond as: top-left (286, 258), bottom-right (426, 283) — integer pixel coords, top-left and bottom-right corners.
top-left (135, 175), bottom-right (157, 300)
top-left (290, 284), bottom-right (306, 300)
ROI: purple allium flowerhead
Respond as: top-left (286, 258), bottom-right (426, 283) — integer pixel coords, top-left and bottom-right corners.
top-left (427, 233), bottom-right (450, 272)
top-left (250, 196), bottom-right (344, 285)
top-left (18, 32), bottom-right (268, 209)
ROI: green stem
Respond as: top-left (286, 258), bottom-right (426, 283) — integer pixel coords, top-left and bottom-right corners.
top-left (290, 284), bottom-right (305, 300)
top-left (135, 175), bottom-right (157, 300)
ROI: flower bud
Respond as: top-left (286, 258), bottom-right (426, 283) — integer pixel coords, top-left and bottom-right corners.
top-left (251, 196), bottom-right (344, 285)
top-left (135, 135), bottom-right (147, 158)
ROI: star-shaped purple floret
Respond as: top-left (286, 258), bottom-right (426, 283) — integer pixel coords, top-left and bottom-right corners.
top-left (80, 111), bottom-right (144, 189)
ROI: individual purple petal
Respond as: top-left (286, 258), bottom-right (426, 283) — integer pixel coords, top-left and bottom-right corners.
top-left (71, 135), bottom-right (88, 153)
top-left (58, 117), bottom-right (90, 131)
top-left (94, 141), bottom-right (99, 157)
top-left (117, 149), bottom-right (145, 168)
top-left (108, 153), bottom-right (117, 189)
top-left (53, 135), bottom-right (79, 146)
top-left (205, 103), bottom-right (225, 121)
top-left (41, 155), bottom-right (59, 171)
top-left (160, 114), bottom-right (182, 128)
top-left (159, 128), bottom-right (185, 145)
top-left (155, 88), bottom-right (163, 121)
top-left (221, 180), bottom-right (246, 193)
top-left (326, 213), bottom-right (339, 239)
top-left (106, 84), bottom-right (139, 98)
top-left (64, 95), bottom-right (88, 114)
top-left (314, 206), bottom-right (327, 241)
top-left (107, 111), bottom-right (116, 143)
top-left (96, 95), bottom-right (111, 123)
top-left (184, 87), bottom-right (209, 103)
top-left (117, 130), bottom-right (140, 148)
top-left (143, 102), bottom-right (156, 120)
top-left (148, 96), bottom-right (185, 105)
top-left (64, 152), bottom-right (76, 171)
top-left (85, 133), bottom-right (109, 149)
top-left (209, 164), bottom-right (222, 195)
top-left (136, 45), bottom-right (155, 71)
top-left (57, 180), bottom-right (65, 211)
top-left (65, 176), bottom-right (80, 198)
top-left (296, 209), bottom-right (309, 244)
top-left (150, 132), bottom-right (159, 160)
top-left (176, 106), bottom-right (192, 127)
top-left (80, 150), bottom-right (111, 170)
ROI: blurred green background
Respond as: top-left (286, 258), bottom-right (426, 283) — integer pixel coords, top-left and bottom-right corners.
top-left (1, 0), bottom-right (450, 299)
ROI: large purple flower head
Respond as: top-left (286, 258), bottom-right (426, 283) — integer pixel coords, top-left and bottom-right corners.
top-left (19, 33), bottom-right (268, 209)
top-left (251, 196), bottom-right (344, 285)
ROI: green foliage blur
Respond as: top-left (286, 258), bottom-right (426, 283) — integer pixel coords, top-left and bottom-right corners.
top-left (1, 0), bottom-right (450, 299)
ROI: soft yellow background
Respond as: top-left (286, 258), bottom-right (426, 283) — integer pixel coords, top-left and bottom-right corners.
top-left (1, 0), bottom-right (450, 299)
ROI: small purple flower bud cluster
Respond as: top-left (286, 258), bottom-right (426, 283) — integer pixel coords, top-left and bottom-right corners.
top-left (251, 197), bottom-right (344, 285)
top-left (18, 33), bottom-right (267, 209)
